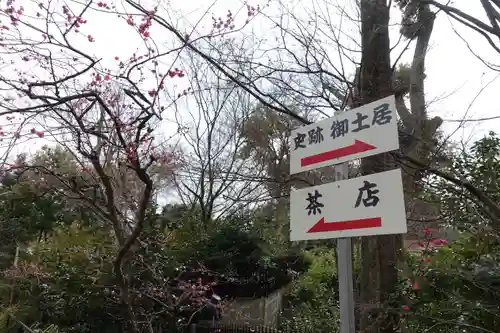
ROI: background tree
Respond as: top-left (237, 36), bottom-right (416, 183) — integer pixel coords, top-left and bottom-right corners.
top-left (172, 52), bottom-right (266, 227)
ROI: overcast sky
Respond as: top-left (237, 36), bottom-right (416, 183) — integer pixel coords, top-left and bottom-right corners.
top-left (1, 0), bottom-right (498, 161)
top-left (420, 0), bottom-right (499, 144)
top-left (167, 0), bottom-right (500, 144)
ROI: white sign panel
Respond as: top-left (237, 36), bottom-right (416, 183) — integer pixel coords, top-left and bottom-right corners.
top-left (289, 95), bottom-right (399, 175)
top-left (290, 168), bottom-right (406, 241)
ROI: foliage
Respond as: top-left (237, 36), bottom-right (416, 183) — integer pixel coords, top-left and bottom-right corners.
top-left (430, 131), bottom-right (500, 231)
top-left (1, 227), bottom-right (121, 333)
top-left (0, 178), bottom-right (66, 270)
top-left (0, 222), bottom-right (218, 332)
top-left (0, 174), bottom-right (64, 247)
top-left (402, 234), bottom-right (500, 333)
top-left (165, 209), bottom-right (311, 295)
top-left (280, 248), bottom-right (339, 333)
top-left (0, 200), bottom-right (307, 332)
top-left (401, 133), bottom-right (500, 332)
top-left (0, 305), bottom-right (60, 333)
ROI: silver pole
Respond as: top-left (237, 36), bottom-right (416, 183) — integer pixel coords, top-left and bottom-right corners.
top-left (335, 162), bottom-right (356, 333)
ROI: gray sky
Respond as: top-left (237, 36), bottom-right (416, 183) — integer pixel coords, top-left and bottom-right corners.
top-left (422, 0), bottom-right (500, 144)
top-left (1, 0), bottom-right (498, 161)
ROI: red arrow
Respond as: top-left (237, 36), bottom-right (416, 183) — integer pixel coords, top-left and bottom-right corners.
top-left (307, 217), bottom-right (382, 233)
top-left (301, 139), bottom-right (376, 167)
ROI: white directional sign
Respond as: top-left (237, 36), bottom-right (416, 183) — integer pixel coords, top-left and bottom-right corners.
top-left (289, 95), bottom-right (398, 174)
top-left (290, 168), bottom-right (407, 241)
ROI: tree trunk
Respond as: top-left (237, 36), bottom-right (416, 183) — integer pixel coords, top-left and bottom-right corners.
top-left (357, 1), bottom-right (401, 332)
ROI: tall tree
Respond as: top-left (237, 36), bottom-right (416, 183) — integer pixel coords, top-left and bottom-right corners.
top-left (172, 52), bottom-right (265, 227)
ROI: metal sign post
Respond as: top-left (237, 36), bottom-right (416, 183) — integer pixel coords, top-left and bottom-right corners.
top-left (288, 95), bottom-right (407, 333)
top-left (335, 163), bottom-right (356, 333)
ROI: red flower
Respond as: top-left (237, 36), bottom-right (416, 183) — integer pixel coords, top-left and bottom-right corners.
top-left (423, 257), bottom-right (432, 263)
top-left (402, 305), bottom-right (409, 310)
top-left (97, 2), bottom-right (104, 7)
top-left (432, 238), bottom-right (449, 246)
top-left (104, 74), bottom-right (111, 81)
top-left (114, 56), bottom-right (119, 60)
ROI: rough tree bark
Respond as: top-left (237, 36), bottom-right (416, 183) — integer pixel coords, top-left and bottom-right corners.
top-left (357, 1), bottom-right (401, 332)
top-left (357, 1), bottom-right (445, 332)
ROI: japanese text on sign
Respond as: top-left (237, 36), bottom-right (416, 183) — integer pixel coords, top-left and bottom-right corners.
top-left (290, 168), bottom-right (407, 241)
top-left (305, 180), bottom-right (381, 215)
top-left (293, 102), bottom-right (393, 150)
